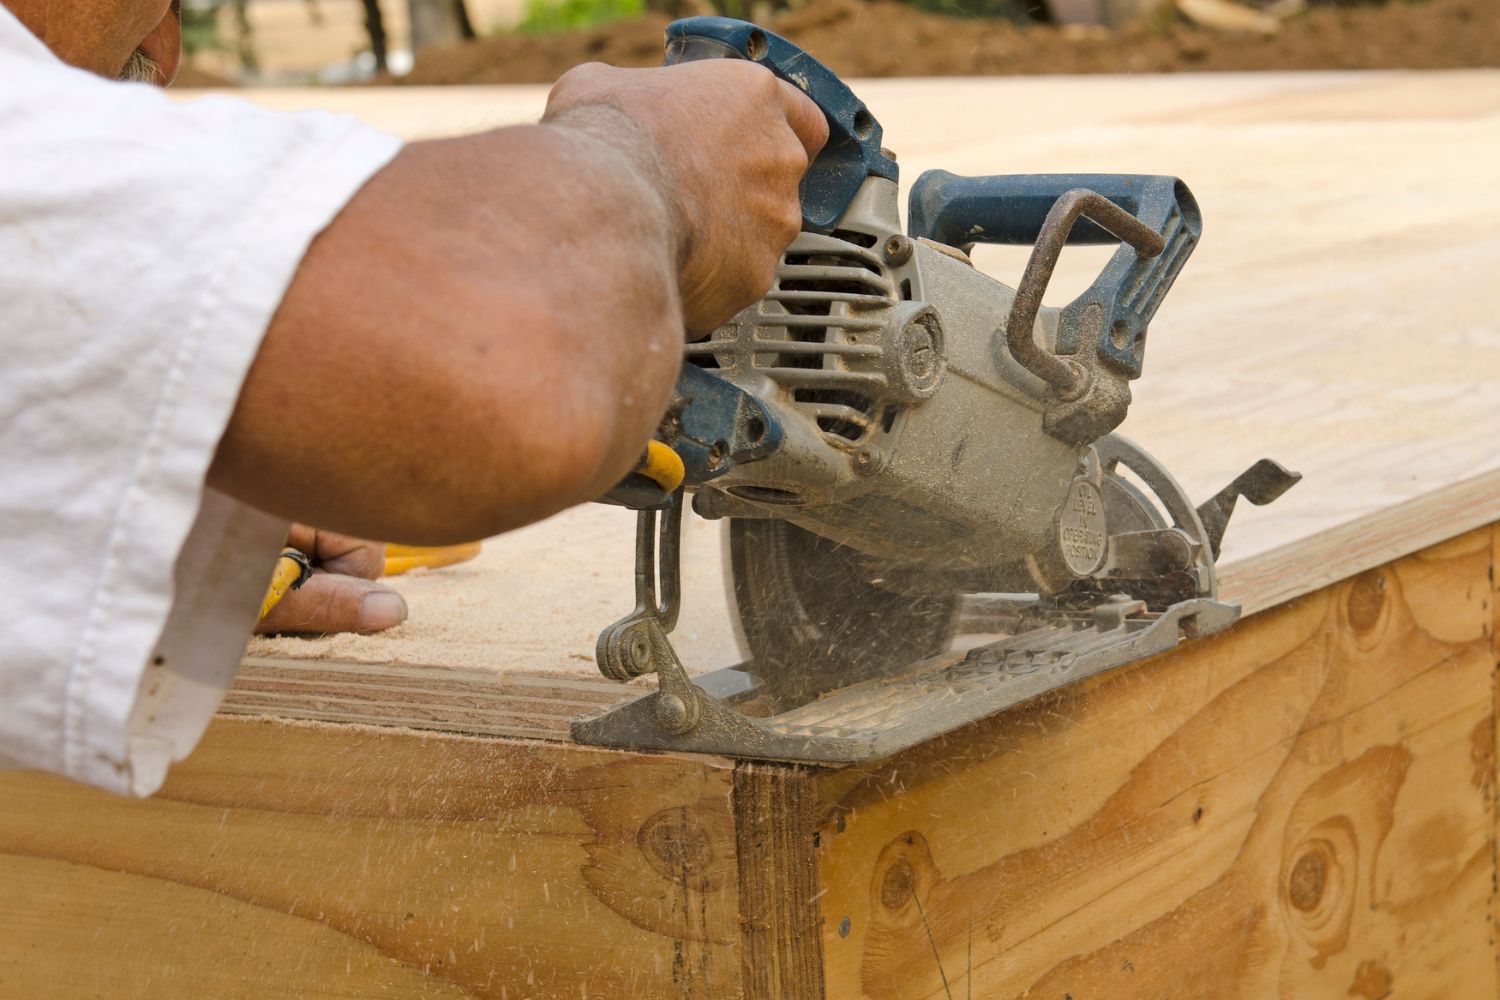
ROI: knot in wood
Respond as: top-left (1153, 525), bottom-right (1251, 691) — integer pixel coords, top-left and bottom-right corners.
top-left (1346, 571), bottom-right (1386, 632)
top-left (1288, 848), bottom-right (1328, 911)
top-left (880, 858), bottom-right (915, 910)
top-left (1350, 959), bottom-right (1395, 1000)
top-left (637, 808), bottom-right (712, 880)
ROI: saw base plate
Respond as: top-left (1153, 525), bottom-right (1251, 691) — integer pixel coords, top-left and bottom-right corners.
top-left (572, 596), bottom-right (1238, 764)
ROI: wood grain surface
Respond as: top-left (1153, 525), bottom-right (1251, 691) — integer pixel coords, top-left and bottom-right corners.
top-left (733, 763), bottom-right (825, 1000)
top-left (814, 526), bottom-right (1498, 998)
top-left (0, 722), bottom-right (743, 998)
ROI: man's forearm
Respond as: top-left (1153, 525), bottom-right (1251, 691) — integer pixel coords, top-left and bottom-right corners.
top-left (209, 122), bottom-right (687, 545)
top-left (211, 62), bottom-right (824, 546)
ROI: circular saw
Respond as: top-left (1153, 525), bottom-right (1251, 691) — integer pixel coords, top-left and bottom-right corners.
top-left (578, 17), bottom-right (1300, 763)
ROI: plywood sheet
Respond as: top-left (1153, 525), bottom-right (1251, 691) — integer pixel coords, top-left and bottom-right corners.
top-left (230, 70), bottom-right (1500, 680)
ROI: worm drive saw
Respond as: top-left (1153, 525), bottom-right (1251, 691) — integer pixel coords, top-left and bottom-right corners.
top-left (575, 18), bottom-right (1299, 763)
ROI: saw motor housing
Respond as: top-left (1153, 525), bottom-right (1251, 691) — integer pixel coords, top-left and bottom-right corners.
top-left (679, 170), bottom-right (1203, 598)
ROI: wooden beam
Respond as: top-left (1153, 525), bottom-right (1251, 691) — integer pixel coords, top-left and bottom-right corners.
top-left (2, 525), bottom-right (1493, 996)
top-left (1220, 467), bottom-right (1500, 616)
top-left (1491, 522), bottom-right (1500, 994)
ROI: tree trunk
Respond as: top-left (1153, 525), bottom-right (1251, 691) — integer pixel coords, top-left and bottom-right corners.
top-left (361, 0), bottom-right (389, 73)
top-left (454, 0), bottom-right (478, 40)
top-left (232, 0), bottom-right (258, 74)
top-left (407, 0), bottom-right (465, 52)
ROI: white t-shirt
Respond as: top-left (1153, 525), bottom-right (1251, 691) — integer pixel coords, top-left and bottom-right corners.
top-left (0, 8), bottom-right (403, 796)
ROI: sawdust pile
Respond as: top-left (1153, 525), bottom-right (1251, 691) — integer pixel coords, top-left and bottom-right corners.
top-left (398, 0), bottom-right (1499, 85)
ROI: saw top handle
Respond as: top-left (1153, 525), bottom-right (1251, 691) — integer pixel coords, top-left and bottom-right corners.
top-left (907, 171), bottom-right (1200, 249)
top-left (664, 17), bottom-right (898, 233)
top-left (909, 172), bottom-right (1203, 380)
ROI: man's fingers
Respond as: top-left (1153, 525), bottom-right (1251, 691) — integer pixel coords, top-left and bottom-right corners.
top-left (776, 80), bottom-right (830, 164)
top-left (284, 523), bottom-right (387, 579)
top-left (255, 572), bottom-right (408, 636)
top-left (313, 532), bottom-right (387, 579)
top-left (286, 523), bottom-right (319, 553)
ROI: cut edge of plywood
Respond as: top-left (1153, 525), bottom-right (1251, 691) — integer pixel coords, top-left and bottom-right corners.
top-left (734, 762), bottom-right (826, 1000)
top-left (219, 656), bottom-right (638, 739)
top-left (225, 468), bottom-right (1500, 743)
top-left (1221, 464), bottom-right (1500, 616)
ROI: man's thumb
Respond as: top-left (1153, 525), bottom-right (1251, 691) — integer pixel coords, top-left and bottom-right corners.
top-left (255, 572), bottom-right (407, 636)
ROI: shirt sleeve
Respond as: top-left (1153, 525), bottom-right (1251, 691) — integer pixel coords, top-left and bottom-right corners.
top-left (0, 8), bottom-right (404, 795)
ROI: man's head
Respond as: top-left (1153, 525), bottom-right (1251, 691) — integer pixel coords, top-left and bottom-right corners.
top-left (4, 0), bottom-right (181, 85)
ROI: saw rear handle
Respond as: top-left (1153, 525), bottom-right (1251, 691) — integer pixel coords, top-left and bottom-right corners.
top-left (662, 18), bottom-right (1199, 388)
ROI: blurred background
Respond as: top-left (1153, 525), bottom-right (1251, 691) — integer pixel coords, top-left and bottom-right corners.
top-left (177, 0), bottom-right (1496, 87)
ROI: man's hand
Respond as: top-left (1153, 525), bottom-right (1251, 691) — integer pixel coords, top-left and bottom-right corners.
top-left (255, 526), bottom-right (408, 635)
top-left (544, 61), bottom-right (829, 336)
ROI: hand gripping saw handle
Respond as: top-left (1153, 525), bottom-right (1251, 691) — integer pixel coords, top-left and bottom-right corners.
top-left (663, 16), bottom-right (898, 233)
top-left (603, 17), bottom-right (888, 509)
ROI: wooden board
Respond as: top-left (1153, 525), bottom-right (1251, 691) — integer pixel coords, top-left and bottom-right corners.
top-left (232, 69), bottom-right (1500, 702)
top-left (0, 721), bottom-right (743, 998)
top-left (813, 525), bottom-right (1498, 998)
top-left (3, 525), bottom-right (1494, 997)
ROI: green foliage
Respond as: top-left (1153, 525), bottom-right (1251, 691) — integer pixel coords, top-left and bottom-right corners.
top-left (179, 1), bottom-right (228, 55)
top-left (518, 0), bottom-right (645, 32)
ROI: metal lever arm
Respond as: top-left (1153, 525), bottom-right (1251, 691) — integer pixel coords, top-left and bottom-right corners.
top-left (1196, 459), bottom-right (1303, 560)
top-left (1006, 189), bottom-right (1165, 395)
top-left (596, 493), bottom-right (683, 682)
top-left (663, 16), bottom-right (898, 232)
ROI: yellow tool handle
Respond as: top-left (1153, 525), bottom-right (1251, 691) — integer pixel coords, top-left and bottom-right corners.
top-left (384, 542), bottom-right (483, 577)
top-left (637, 440), bottom-right (686, 493)
top-left (258, 548), bottom-right (313, 621)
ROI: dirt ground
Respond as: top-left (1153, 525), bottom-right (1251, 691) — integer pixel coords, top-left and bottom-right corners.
top-left (397, 0), bottom-right (1497, 84)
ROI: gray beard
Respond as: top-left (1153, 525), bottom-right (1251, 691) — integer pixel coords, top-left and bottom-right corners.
top-left (118, 48), bottom-right (161, 84)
